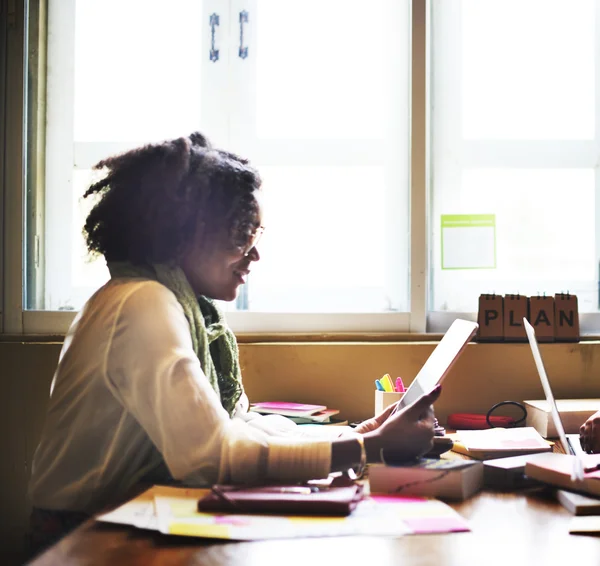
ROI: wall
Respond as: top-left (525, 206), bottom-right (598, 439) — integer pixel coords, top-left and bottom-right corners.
top-left (1, 338), bottom-right (600, 560)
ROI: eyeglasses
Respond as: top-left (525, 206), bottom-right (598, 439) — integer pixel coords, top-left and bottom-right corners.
top-left (242, 225), bottom-right (265, 256)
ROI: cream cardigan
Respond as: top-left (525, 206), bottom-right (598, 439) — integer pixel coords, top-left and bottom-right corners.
top-left (29, 279), bottom-right (339, 514)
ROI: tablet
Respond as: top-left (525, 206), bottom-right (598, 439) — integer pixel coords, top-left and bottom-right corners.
top-left (397, 319), bottom-right (478, 409)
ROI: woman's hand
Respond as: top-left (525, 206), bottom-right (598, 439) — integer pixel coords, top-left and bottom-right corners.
top-left (353, 402), bottom-right (399, 434)
top-left (580, 410), bottom-right (600, 453)
top-left (363, 385), bottom-right (442, 464)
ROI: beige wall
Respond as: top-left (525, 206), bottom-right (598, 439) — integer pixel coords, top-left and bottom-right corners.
top-left (1, 338), bottom-right (600, 557)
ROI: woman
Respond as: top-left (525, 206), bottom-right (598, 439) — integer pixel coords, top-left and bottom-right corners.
top-left (28, 132), bottom-right (439, 553)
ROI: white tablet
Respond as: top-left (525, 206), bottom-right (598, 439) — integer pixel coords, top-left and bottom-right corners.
top-left (397, 319), bottom-right (478, 409)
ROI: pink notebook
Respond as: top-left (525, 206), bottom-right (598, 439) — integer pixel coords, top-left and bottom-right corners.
top-left (250, 402), bottom-right (327, 417)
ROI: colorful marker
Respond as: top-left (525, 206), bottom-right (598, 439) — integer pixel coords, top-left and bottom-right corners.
top-left (375, 379), bottom-right (385, 391)
top-left (395, 377), bottom-right (406, 393)
top-left (379, 374), bottom-right (394, 392)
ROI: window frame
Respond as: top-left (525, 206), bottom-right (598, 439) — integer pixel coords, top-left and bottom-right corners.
top-left (2, 0), bottom-right (26, 336)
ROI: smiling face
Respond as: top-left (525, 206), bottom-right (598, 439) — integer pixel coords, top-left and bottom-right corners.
top-left (180, 191), bottom-right (263, 301)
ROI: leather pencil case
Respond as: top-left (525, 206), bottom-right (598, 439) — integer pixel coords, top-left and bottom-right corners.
top-left (447, 413), bottom-right (516, 430)
top-left (197, 483), bottom-right (364, 516)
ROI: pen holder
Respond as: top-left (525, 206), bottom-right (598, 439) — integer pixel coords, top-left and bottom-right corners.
top-left (374, 390), bottom-right (405, 416)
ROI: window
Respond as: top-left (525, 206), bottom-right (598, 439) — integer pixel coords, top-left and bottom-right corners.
top-left (4, 0), bottom-right (600, 336)
top-left (19, 0), bottom-right (412, 334)
top-left (430, 0), bottom-right (600, 333)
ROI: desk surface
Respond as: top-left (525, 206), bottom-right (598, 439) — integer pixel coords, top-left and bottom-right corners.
top-left (30, 487), bottom-right (600, 566)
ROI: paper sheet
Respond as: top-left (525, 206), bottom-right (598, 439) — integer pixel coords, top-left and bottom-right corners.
top-left (96, 484), bottom-right (470, 541)
top-left (96, 487), bottom-right (159, 531)
top-left (441, 214), bottom-right (496, 270)
top-left (569, 515), bottom-right (600, 534)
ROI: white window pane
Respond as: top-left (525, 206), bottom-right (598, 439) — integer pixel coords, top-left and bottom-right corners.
top-left (35, 0), bottom-right (411, 324)
top-left (74, 0), bottom-right (204, 142)
top-left (462, 0), bottom-right (595, 140)
top-left (255, 0), bottom-right (404, 140)
top-left (248, 166), bottom-right (397, 312)
top-left (44, 169), bottom-right (109, 311)
top-left (432, 169), bottom-right (596, 312)
top-left (72, 170), bottom-right (110, 292)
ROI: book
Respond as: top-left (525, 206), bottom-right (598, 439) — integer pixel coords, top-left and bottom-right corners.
top-left (524, 452), bottom-right (600, 497)
top-left (569, 515), bottom-right (600, 534)
top-left (450, 427), bottom-right (552, 460)
top-left (483, 454), bottom-right (543, 491)
top-left (285, 409), bottom-right (341, 424)
top-left (295, 419), bottom-right (350, 429)
top-left (556, 489), bottom-right (600, 515)
top-left (368, 458), bottom-right (483, 501)
top-left (249, 402), bottom-right (327, 418)
top-left (523, 399), bottom-right (600, 438)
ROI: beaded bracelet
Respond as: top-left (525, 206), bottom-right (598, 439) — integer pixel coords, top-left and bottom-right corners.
top-left (347, 434), bottom-right (367, 480)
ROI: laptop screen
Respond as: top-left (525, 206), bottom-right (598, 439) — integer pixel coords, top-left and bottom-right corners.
top-left (523, 317), bottom-right (584, 479)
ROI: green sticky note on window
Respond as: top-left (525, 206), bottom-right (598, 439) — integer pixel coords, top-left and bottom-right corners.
top-left (441, 214), bottom-right (496, 270)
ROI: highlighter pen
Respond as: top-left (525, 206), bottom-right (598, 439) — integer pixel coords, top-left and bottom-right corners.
top-left (395, 377), bottom-right (405, 393)
top-left (379, 374), bottom-right (394, 392)
top-left (375, 379), bottom-right (385, 391)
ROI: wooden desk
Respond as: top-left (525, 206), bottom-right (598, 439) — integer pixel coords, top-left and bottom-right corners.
top-left (29, 487), bottom-right (600, 566)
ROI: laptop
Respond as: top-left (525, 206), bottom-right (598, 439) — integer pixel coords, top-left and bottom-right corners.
top-left (396, 319), bottom-right (479, 410)
top-left (523, 318), bottom-right (586, 479)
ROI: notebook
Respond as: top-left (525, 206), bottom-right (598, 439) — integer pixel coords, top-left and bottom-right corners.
top-left (523, 318), bottom-right (585, 479)
top-left (397, 319), bottom-right (479, 409)
top-left (249, 402), bottom-right (328, 418)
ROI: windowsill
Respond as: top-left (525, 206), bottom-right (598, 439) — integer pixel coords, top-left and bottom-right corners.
top-left (3, 332), bottom-right (600, 344)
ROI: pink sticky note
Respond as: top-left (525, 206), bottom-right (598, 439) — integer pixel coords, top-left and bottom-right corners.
top-left (369, 495), bottom-right (426, 504)
top-left (404, 516), bottom-right (470, 534)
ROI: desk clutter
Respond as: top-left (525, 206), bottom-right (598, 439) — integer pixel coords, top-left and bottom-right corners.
top-left (130, 386), bottom-right (598, 540)
top-left (476, 293), bottom-right (579, 342)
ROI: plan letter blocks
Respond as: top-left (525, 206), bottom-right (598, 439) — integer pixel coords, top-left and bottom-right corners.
top-left (477, 294), bottom-right (579, 342)
top-left (476, 295), bottom-right (504, 342)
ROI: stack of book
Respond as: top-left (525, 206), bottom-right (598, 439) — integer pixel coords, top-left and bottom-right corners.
top-left (249, 402), bottom-right (346, 426)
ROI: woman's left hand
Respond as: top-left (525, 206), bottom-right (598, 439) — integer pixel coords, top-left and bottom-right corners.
top-left (354, 402), bottom-right (400, 434)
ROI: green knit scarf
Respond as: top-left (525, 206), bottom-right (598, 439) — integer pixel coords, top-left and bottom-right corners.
top-left (107, 262), bottom-right (243, 417)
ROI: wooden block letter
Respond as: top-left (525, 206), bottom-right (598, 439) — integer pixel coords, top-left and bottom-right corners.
top-left (554, 293), bottom-right (579, 342)
top-left (503, 294), bottom-right (528, 342)
top-left (529, 296), bottom-right (555, 342)
top-left (477, 294), bottom-right (504, 341)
